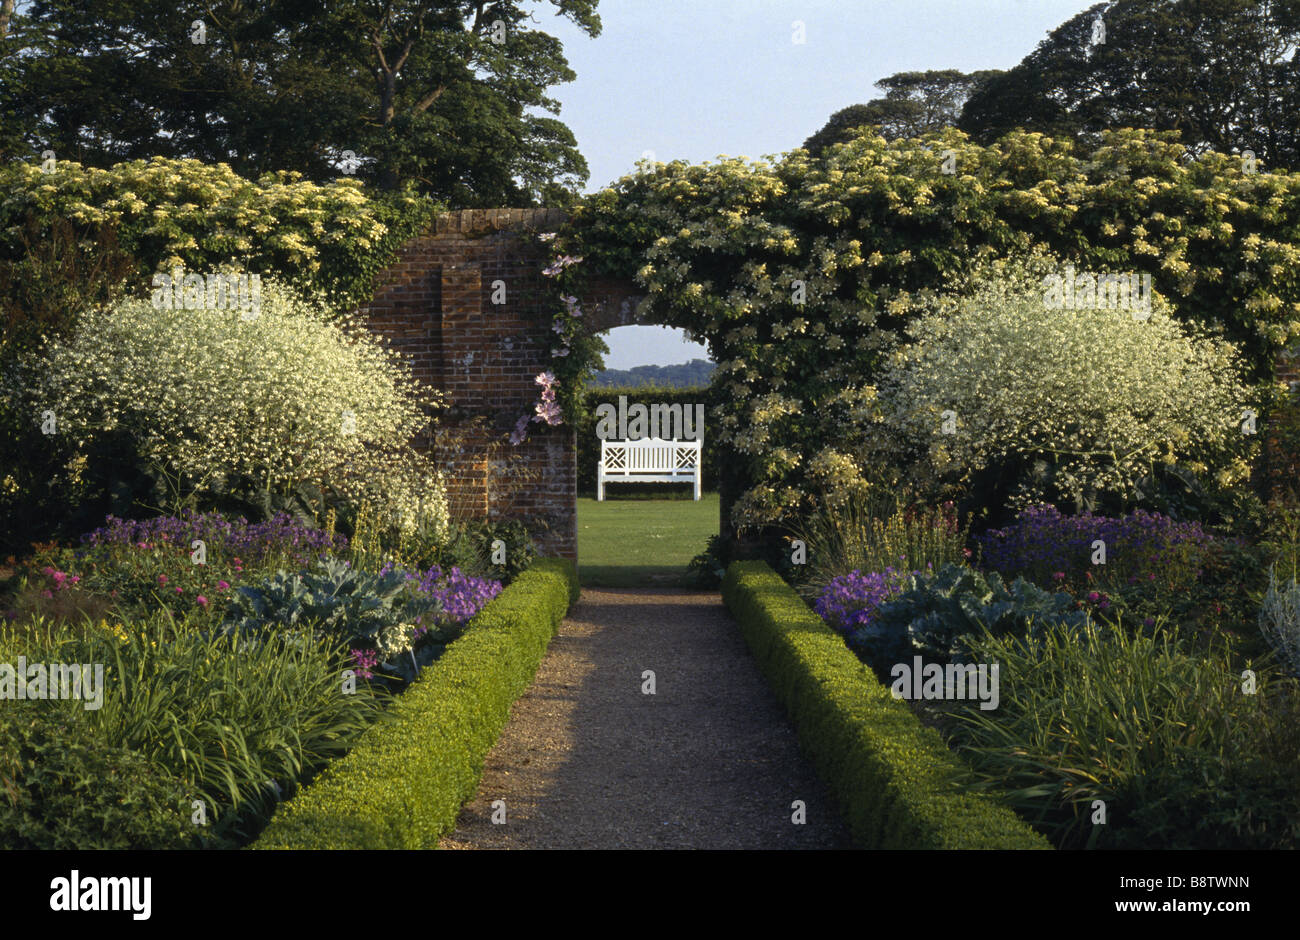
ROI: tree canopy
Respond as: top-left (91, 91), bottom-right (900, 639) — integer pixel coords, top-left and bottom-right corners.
top-left (1, 0), bottom-right (601, 205)
top-left (959, 0), bottom-right (1300, 171)
top-left (803, 69), bottom-right (1001, 155)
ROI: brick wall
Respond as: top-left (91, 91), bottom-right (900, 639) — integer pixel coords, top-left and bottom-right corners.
top-left (354, 208), bottom-right (623, 560)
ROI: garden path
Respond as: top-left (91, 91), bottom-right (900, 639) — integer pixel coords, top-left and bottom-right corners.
top-left (439, 588), bottom-right (850, 849)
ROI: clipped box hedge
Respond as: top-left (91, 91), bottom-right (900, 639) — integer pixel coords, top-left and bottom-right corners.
top-left (254, 558), bottom-right (579, 849)
top-left (722, 560), bottom-right (1050, 850)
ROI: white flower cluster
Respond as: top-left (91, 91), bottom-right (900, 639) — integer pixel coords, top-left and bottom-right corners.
top-left (875, 257), bottom-right (1252, 507)
top-left (35, 270), bottom-right (450, 536)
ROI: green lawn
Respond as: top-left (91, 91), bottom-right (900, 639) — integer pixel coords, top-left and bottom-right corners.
top-left (577, 492), bottom-right (719, 588)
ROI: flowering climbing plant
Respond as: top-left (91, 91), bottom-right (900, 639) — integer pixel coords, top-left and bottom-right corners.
top-left (510, 370), bottom-right (565, 446)
top-left (524, 230), bottom-right (610, 431)
top-left (545, 129), bottom-right (1300, 529)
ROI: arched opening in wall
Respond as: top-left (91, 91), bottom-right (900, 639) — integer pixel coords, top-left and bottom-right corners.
top-left (576, 324), bottom-right (719, 588)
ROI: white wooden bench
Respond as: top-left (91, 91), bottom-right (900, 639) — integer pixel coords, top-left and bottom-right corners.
top-left (598, 438), bottom-right (702, 501)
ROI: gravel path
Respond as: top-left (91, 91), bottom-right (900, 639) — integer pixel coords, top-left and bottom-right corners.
top-left (439, 588), bottom-right (851, 849)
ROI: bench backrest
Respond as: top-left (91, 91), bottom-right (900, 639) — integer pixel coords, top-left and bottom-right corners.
top-left (600, 438), bottom-right (700, 471)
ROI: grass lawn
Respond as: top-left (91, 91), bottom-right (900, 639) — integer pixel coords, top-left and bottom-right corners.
top-left (577, 490), bottom-right (719, 588)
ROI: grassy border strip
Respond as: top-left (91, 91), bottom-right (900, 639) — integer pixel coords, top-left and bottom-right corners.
top-left (253, 558), bottom-right (579, 849)
top-left (722, 560), bottom-right (1050, 850)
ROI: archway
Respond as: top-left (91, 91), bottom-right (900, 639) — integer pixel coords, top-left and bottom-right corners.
top-left (575, 323), bottom-right (718, 585)
top-left (356, 208), bottom-right (693, 566)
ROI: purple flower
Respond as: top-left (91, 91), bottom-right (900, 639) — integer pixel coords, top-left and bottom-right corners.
top-left (509, 413), bottom-right (532, 446)
top-left (351, 648), bottom-right (380, 680)
top-left (814, 568), bottom-right (919, 634)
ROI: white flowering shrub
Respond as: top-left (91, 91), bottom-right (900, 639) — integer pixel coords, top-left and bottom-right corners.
top-left (36, 271), bottom-right (449, 537)
top-left (875, 255), bottom-right (1253, 510)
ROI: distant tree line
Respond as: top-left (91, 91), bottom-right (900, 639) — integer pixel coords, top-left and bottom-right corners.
top-left (589, 359), bottom-right (715, 389)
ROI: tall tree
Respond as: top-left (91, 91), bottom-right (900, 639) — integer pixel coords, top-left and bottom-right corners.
top-left (803, 69), bottom-right (1001, 155)
top-left (960, 0), bottom-right (1300, 170)
top-left (3, 1), bottom-right (601, 205)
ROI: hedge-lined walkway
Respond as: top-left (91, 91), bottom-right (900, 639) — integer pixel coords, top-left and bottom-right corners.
top-left (439, 588), bottom-right (849, 849)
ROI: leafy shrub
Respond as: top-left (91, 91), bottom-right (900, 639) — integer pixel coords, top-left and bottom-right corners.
top-left (223, 558), bottom-right (442, 668)
top-left (3, 613), bottom-right (386, 847)
top-left (0, 157), bottom-right (437, 316)
top-left (855, 563), bottom-right (1090, 666)
top-left (873, 254), bottom-right (1253, 515)
top-left (685, 534), bottom-right (731, 588)
top-left (720, 560), bottom-right (1050, 849)
top-left (0, 703), bottom-right (196, 849)
top-left (425, 518), bottom-right (539, 584)
top-left (32, 273), bottom-right (450, 532)
top-left (949, 617), bottom-right (1282, 849)
top-left (569, 129), bottom-right (1300, 531)
top-left (1260, 566), bottom-right (1300, 677)
top-left (977, 504), bottom-right (1215, 591)
top-left (254, 559), bottom-right (577, 849)
top-left (796, 490), bottom-right (967, 592)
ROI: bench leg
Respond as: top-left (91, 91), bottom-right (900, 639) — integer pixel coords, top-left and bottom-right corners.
top-left (694, 472), bottom-right (701, 501)
top-left (598, 472), bottom-right (604, 502)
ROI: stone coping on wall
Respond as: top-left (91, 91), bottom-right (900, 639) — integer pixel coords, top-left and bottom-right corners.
top-left (432, 208), bottom-right (570, 237)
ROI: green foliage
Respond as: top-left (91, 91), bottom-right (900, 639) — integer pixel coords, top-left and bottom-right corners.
top-left (3, 3), bottom-right (599, 204)
top-left (876, 254), bottom-right (1254, 514)
top-left (794, 490), bottom-right (968, 594)
top-left (31, 273), bottom-right (449, 531)
top-left (0, 703), bottom-right (196, 850)
top-left (0, 214), bottom-right (137, 363)
top-left (253, 559), bottom-right (577, 849)
top-left (804, 69), bottom-right (1002, 153)
top-left (949, 617), bottom-right (1291, 849)
top-left (0, 157), bottom-right (437, 315)
top-left (1260, 565), bottom-right (1300, 677)
top-left (720, 560), bottom-right (1050, 849)
top-left (564, 127), bottom-right (1300, 529)
top-left (685, 534), bottom-right (730, 588)
top-left (589, 359), bottom-right (716, 388)
top-left (1, 612), bottom-right (386, 847)
top-left (959, 0), bottom-right (1300, 172)
top-left (459, 519), bottom-right (539, 583)
top-left (859, 563), bottom-right (1090, 666)
top-left (222, 558), bottom-right (443, 665)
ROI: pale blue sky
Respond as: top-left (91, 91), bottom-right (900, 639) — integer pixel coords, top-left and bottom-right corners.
top-left (539, 0), bottom-right (1100, 369)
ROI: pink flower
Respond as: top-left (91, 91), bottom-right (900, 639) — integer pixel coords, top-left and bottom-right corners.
top-left (216, 580), bottom-right (230, 590)
top-left (157, 574), bottom-right (168, 584)
top-left (196, 596), bottom-right (208, 607)
top-left (175, 586), bottom-right (184, 594)
top-left (534, 398), bottom-right (563, 425)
